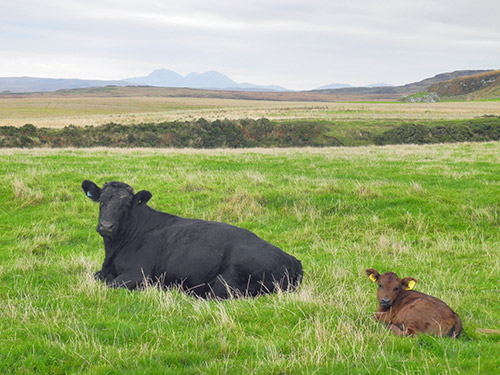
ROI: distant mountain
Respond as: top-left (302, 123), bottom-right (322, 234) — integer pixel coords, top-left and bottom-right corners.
top-left (366, 83), bottom-right (393, 88)
top-left (126, 69), bottom-right (184, 87)
top-left (316, 82), bottom-right (393, 90)
top-left (315, 83), bottom-right (353, 90)
top-left (126, 69), bottom-right (288, 92)
top-left (0, 69), bottom-right (288, 93)
top-left (0, 77), bottom-right (129, 93)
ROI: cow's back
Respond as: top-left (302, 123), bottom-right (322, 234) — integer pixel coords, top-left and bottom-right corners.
top-left (143, 215), bottom-right (302, 297)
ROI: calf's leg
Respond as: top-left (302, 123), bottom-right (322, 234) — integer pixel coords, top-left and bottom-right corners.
top-left (388, 324), bottom-right (406, 336)
top-left (388, 324), bottom-right (418, 336)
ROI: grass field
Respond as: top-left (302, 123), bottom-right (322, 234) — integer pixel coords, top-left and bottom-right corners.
top-left (1, 144), bottom-right (499, 374)
top-left (2, 94), bottom-right (500, 128)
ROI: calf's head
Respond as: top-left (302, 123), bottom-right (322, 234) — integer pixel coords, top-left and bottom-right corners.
top-left (82, 180), bottom-right (152, 239)
top-left (365, 269), bottom-right (417, 310)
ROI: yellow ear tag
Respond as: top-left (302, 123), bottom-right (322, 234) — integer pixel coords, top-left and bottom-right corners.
top-left (369, 274), bottom-right (377, 283)
top-left (406, 280), bottom-right (416, 290)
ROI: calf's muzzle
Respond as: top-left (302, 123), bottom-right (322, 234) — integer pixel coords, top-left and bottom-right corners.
top-left (380, 298), bottom-right (392, 308)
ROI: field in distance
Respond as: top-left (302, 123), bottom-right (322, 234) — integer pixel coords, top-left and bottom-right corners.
top-left (1, 143), bottom-right (499, 374)
top-left (1, 86), bottom-right (500, 128)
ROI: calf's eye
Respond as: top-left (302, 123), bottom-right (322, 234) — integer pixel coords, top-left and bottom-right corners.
top-left (394, 287), bottom-right (399, 291)
top-left (378, 284), bottom-right (383, 289)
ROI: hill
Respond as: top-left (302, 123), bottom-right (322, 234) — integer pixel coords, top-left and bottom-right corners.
top-left (399, 70), bottom-right (494, 94)
top-left (428, 69), bottom-right (500, 100)
top-left (313, 70), bottom-right (493, 98)
top-left (0, 85), bottom-right (402, 102)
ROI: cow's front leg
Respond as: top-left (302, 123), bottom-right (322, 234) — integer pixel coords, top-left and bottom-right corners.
top-left (94, 267), bottom-right (116, 283)
top-left (109, 269), bottom-right (151, 290)
top-left (109, 275), bottom-right (140, 289)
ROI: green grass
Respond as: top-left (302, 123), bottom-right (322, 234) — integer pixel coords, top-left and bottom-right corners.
top-left (1, 144), bottom-right (500, 374)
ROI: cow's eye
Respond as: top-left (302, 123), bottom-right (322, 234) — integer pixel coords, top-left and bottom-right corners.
top-left (378, 284), bottom-right (383, 289)
top-left (394, 287), bottom-right (399, 292)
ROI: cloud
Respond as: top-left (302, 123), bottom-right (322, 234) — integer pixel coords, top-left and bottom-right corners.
top-left (1, 0), bottom-right (499, 89)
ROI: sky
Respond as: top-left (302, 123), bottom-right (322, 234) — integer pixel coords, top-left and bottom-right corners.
top-left (1, 0), bottom-right (499, 90)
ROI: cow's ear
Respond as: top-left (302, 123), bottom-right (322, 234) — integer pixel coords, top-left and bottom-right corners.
top-left (133, 190), bottom-right (152, 206)
top-left (365, 268), bottom-right (380, 283)
top-left (402, 277), bottom-right (417, 290)
top-left (82, 180), bottom-right (101, 202)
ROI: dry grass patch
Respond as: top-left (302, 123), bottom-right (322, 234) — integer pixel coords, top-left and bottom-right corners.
top-left (216, 189), bottom-right (264, 222)
top-left (179, 172), bottom-right (211, 193)
top-left (354, 181), bottom-right (383, 199)
top-left (11, 177), bottom-right (43, 205)
top-left (238, 170), bottom-right (269, 187)
top-left (461, 203), bottom-right (500, 225)
top-left (407, 181), bottom-right (427, 195)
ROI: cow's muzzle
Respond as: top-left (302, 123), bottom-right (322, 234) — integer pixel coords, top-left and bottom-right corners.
top-left (379, 298), bottom-right (392, 309)
top-left (97, 221), bottom-right (114, 237)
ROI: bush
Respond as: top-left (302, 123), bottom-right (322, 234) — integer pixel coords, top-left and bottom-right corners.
top-left (375, 124), bottom-right (432, 145)
top-left (375, 117), bottom-right (500, 145)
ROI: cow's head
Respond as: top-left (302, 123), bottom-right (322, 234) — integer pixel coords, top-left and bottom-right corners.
top-left (365, 269), bottom-right (417, 310)
top-left (82, 180), bottom-right (152, 239)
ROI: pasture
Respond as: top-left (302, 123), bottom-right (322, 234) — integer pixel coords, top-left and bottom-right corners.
top-left (2, 91), bottom-right (500, 128)
top-left (1, 144), bottom-right (499, 374)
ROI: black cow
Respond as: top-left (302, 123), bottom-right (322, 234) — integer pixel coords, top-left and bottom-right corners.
top-left (82, 180), bottom-right (303, 299)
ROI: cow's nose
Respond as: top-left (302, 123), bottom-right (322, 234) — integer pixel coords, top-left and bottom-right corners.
top-left (380, 298), bottom-right (392, 307)
top-left (98, 221), bottom-right (114, 234)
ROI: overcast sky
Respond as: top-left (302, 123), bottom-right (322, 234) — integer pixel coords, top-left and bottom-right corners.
top-left (1, 0), bottom-right (499, 90)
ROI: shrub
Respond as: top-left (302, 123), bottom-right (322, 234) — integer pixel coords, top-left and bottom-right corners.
top-left (375, 117), bottom-right (500, 145)
top-left (375, 124), bottom-right (432, 145)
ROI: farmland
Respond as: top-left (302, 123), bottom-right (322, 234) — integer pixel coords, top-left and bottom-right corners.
top-left (2, 88), bottom-right (500, 128)
top-left (1, 143), bottom-right (500, 374)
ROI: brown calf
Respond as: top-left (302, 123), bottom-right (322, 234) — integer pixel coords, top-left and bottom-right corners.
top-left (365, 268), bottom-right (462, 338)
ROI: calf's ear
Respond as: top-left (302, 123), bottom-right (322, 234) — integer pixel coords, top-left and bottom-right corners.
top-left (365, 268), bottom-right (380, 283)
top-left (133, 190), bottom-right (152, 206)
top-left (402, 277), bottom-right (417, 290)
top-left (82, 180), bottom-right (101, 202)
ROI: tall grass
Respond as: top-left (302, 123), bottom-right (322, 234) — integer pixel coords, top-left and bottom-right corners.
top-left (1, 143), bottom-right (499, 374)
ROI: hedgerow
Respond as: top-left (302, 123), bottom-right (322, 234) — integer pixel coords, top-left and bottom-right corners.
top-left (2, 116), bottom-right (500, 148)
top-left (0, 118), bottom-right (342, 148)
